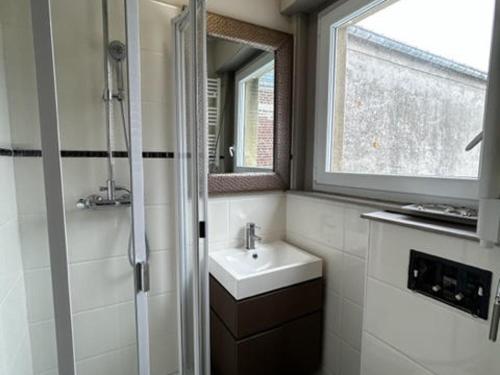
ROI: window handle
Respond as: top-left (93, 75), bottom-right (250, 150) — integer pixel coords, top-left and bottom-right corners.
top-left (465, 131), bottom-right (483, 151)
top-left (229, 145), bottom-right (235, 158)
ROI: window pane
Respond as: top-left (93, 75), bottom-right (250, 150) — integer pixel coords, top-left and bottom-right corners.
top-left (330, 0), bottom-right (495, 178)
top-left (239, 64), bottom-right (274, 169)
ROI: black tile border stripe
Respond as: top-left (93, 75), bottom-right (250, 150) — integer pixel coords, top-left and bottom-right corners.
top-left (14, 149), bottom-right (43, 157)
top-left (0, 148), bottom-right (13, 156)
top-left (0, 148), bottom-right (174, 159)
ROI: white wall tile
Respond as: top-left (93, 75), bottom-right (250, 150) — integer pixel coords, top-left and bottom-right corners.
top-left (70, 257), bottom-right (134, 313)
top-left (18, 214), bottom-right (50, 270)
top-left (150, 332), bottom-right (179, 375)
top-left (288, 231), bottom-right (344, 295)
top-left (0, 220), bottom-right (23, 302)
top-left (76, 346), bottom-right (137, 375)
top-left (66, 209), bottom-right (130, 263)
top-left (324, 290), bottom-right (341, 336)
top-left (208, 199), bottom-right (230, 244)
top-left (140, 0), bottom-right (179, 55)
top-left (24, 268), bottom-right (54, 323)
top-left (340, 342), bottom-right (360, 375)
top-left (227, 193), bottom-right (286, 242)
top-left (340, 299), bottom-right (363, 351)
top-left (141, 51), bottom-right (170, 104)
top-left (0, 157), bottom-right (17, 224)
top-left (0, 0), bottom-right (32, 29)
top-left (29, 321), bottom-right (57, 374)
top-left (73, 302), bottom-right (135, 361)
top-left (56, 50), bottom-right (108, 150)
top-left (364, 277), bottom-right (500, 375)
top-left (344, 207), bottom-right (369, 259)
top-left (361, 333), bottom-right (433, 375)
top-left (144, 159), bottom-right (175, 205)
top-left (286, 195), bottom-right (344, 249)
top-left (149, 292), bottom-right (177, 337)
top-left (52, 0), bottom-right (125, 151)
top-left (8, 334), bottom-right (33, 375)
top-left (12, 158), bottom-right (45, 216)
top-left (0, 24), bottom-right (11, 148)
top-left (38, 369), bottom-right (58, 375)
top-left (146, 204), bottom-right (175, 251)
top-left (0, 323), bottom-right (5, 375)
top-left (0, 278), bottom-right (30, 372)
top-left (368, 221), bottom-right (466, 290)
top-left (142, 100), bottom-right (174, 151)
top-left (2, 25), bottom-right (40, 148)
top-left (342, 254), bottom-right (365, 306)
top-left (323, 331), bottom-right (341, 375)
top-left (322, 246), bottom-right (345, 296)
top-left (207, 193), bottom-right (286, 250)
top-left (149, 250), bottom-right (177, 295)
top-left (149, 292), bottom-right (179, 373)
top-left (286, 194), bottom-right (371, 375)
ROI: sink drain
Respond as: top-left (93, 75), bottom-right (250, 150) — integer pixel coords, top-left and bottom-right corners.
top-left (252, 253), bottom-right (258, 259)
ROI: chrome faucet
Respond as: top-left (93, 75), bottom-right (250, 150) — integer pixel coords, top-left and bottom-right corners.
top-left (489, 278), bottom-right (500, 342)
top-left (245, 223), bottom-right (261, 250)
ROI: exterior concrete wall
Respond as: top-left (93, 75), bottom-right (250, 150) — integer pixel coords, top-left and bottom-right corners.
top-left (335, 29), bottom-right (486, 178)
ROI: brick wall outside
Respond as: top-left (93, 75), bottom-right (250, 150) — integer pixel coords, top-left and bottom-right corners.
top-left (256, 73), bottom-right (274, 168)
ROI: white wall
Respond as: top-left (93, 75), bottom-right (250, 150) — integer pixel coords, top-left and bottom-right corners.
top-left (285, 192), bottom-right (500, 375)
top-left (286, 192), bottom-right (370, 375)
top-left (362, 222), bottom-right (500, 375)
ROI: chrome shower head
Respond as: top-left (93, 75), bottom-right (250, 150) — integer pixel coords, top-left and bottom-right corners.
top-left (108, 40), bottom-right (126, 62)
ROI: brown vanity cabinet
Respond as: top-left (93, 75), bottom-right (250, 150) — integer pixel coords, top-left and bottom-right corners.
top-left (210, 276), bottom-right (323, 375)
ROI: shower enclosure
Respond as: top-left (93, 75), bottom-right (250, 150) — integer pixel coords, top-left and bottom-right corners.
top-left (0, 0), bottom-right (208, 374)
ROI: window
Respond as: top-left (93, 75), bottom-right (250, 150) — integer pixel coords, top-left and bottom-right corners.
top-left (315, 0), bottom-right (497, 199)
top-left (235, 54), bottom-right (275, 171)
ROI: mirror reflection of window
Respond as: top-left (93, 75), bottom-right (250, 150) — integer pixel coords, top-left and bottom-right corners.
top-left (236, 55), bottom-right (275, 172)
top-left (206, 36), bottom-right (275, 174)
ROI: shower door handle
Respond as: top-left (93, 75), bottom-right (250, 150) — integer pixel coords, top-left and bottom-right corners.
top-left (136, 262), bottom-right (150, 293)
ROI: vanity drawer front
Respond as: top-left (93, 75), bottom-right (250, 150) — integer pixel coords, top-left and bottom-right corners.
top-left (211, 310), bottom-right (322, 375)
top-left (210, 276), bottom-right (323, 339)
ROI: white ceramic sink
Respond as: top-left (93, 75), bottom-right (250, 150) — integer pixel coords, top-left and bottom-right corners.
top-left (209, 241), bottom-right (323, 300)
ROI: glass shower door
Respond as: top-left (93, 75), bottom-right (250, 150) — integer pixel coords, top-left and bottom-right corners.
top-left (173, 1), bottom-right (210, 374)
top-left (0, 0), bottom-right (65, 374)
top-left (48, 0), bottom-right (152, 373)
top-left (3, 0), bottom-right (208, 373)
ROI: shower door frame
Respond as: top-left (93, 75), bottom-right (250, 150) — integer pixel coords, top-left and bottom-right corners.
top-left (30, 0), bottom-right (76, 373)
top-left (124, 0), bottom-right (152, 374)
top-left (30, 0), bottom-right (152, 374)
top-left (173, 1), bottom-right (210, 374)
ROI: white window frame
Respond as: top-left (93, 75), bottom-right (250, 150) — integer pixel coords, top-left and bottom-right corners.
top-left (235, 53), bottom-right (275, 172)
top-left (313, 0), bottom-right (499, 201)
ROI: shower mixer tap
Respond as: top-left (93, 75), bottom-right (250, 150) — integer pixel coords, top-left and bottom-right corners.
top-left (77, 182), bottom-right (131, 209)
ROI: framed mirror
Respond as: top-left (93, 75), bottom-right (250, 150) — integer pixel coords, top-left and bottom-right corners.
top-left (207, 13), bottom-right (293, 193)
